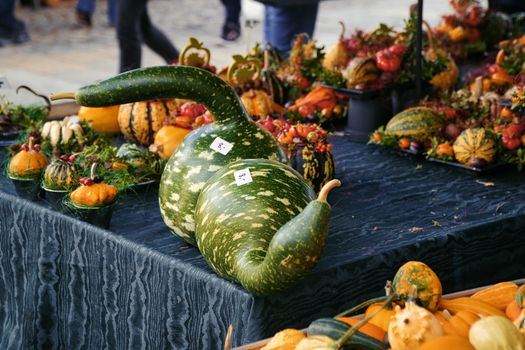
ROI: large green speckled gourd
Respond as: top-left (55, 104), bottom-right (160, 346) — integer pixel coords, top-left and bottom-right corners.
top-left (195, 159), bottom-right (340, 295)
top-left (51, 66), bottom-right (287, 245)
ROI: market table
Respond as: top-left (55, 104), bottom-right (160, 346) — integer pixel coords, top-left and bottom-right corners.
top-left (1, 136), bottom-right (525, 349)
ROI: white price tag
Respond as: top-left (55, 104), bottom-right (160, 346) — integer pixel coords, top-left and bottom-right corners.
top-left (0, 77), bottom-right (10, 90)
top-left (210, 137), bottom-right (233, 155)
top-left (234, 168), bottom-right (253, 186)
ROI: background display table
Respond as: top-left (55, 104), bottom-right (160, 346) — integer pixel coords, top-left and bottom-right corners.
top-left (1, 136), bottom-right (525, 349)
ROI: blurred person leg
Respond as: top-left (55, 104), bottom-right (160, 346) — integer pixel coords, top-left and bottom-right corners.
top-left (107, 0), bottom-right (117, 27)
top-left (263, 3), bottom-right (318, 57)
top-left (76, 0), bottom-right (95, 27)
top-left (220, 0), bottom-right (241, 41)
top-left (117, 0), bottom-right (144, 72)
top-left (117, 0), bottom-right (179, 73)
top-left (0, 0), bottom-right (30, 46)
top-left (140, 6), bottom-right (180, 65)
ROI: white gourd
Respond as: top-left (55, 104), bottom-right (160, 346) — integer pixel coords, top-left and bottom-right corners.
top-left (469, 316), bottom-right (525, 350)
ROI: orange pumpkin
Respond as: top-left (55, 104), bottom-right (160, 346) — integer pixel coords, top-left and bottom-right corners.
top-left (240, 89), bottom-right (274, 119)
top-left (149, 125), bottom-right (191, 160)
top-left (336, 317), bottom-right (386, 341)
top-left (398, 138), bottom-right (411, 149)
top-left (420, 335), bottom-right (475, 350)
top-left (118, 99), bottom-right (177, 146)
top-left (364, 302), bottom-right (396, 332)
top-left (8, 137), bottom-right (49, 178)
top-left (70, 164), bottom-right (117, 207)
top-left (78, 105), bottom-right (120, 134)
top-left (436, 143), bottom-right (454, 158)
top-left (442, 310), bottom-right (479, 337)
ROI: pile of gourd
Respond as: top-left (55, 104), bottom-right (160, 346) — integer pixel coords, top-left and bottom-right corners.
top-left (51, 64), bottom-right (341, 295)
top-left (259, 261), bottom-right (525, 350)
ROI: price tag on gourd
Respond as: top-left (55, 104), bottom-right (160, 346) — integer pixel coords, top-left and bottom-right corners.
top-left (234, 168), bottom-right (253, 186)
top-left (210, 137), bottom-right (233, 155)
top-left (0, 77), bottom-right (10, 90)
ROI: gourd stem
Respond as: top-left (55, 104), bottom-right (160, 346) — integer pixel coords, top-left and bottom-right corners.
top-left (318, 179), bottom-right (341, 202)
top-left (50, 92), bottom-right (76, 101)
top-left (336, 293), bottom-right (397, 348)
top-left (28, 136), bottom-right (35, 151)
top-left (335, 295), bottom-right (388, 318)
top-left (338, 21), bottom-right (345, 41)
top-left (90, 162), bottom-right (97, 179)
top-left (264, 50), bottom-right (269, 70)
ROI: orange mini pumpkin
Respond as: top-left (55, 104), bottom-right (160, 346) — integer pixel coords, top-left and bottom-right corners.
top-left (70, 164), bottom-right (117, 207)
top-left (8, 137), bottom-right (49, 178)
top-left (78, 105), bottom-right (121, 134)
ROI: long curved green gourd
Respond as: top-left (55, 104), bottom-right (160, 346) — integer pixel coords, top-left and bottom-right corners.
top-left (50, 66), bottom-right (287, 245)
top-left (195, 159), bottom-right (340, 295)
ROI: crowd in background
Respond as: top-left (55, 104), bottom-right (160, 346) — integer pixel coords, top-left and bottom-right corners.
top-left (1, 0), bottom-right (525, 73)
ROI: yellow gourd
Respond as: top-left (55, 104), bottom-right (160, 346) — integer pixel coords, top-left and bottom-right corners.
top-left (323, 22), bottom-right (348, 70)
top-left (469, 316), bottom-right (525, 350)
top-left (261, 329), bottom-right (305, 350)
top-left (149, 125), bottom-right (190, 160)
top-left (471, 282), bottom-right (518, 310)
top-left (78, 105), bottom-right (120, 134)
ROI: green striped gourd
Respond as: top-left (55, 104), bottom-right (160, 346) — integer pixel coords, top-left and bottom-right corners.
top-left (42, 159), bottom-right (78, 190)
top-left (453, 128), bottom-right (496, 166)
top-left (50, 66), bottom-right (287, 245)
top-left (194, 159), bottom-right (340, 295)
top-left (345, 57), bottom-right (380, 88)
top-left (385, 107), bottom-right (444, 141)
top-left (306, 318), bottom-right (388, 350)
top-left (302, 147), bottom-right (336, 193)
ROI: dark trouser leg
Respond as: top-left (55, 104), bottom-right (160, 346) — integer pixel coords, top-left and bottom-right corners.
top-left (0, 0), bottom-right (21, 36)
top-left (116, 0), bottom-right (144, 72)
top-left (221, 0), bottom-right (241, 25)
top-left (263, 4), bottom-right (319, 57)
top-left (140, 6), bottom-right (179, 64)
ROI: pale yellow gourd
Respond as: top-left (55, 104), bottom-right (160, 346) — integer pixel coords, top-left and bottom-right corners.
top-left (388, 301), bottom-right (444, 350)
top-left (260, 329), bottom-right (305, 350)
top-left (295, 335), bottom-right (337, 350)
top-left (469, 316), bottom-right (525, 350)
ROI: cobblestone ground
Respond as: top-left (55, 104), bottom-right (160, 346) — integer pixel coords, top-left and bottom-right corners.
top-left (0, 0), bottom-right (451, 103)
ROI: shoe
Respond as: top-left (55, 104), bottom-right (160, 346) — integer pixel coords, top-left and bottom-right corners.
top-left (76, 10), bottom-right (92, 28)
top-left (221, 21), bottom-right (241, 42)
top-left (0, 23), bottom-right (30, 47)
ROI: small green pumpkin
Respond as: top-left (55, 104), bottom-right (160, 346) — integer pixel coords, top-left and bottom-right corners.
top-left (116, 143), bottom-right (148, 169)
top-left (43, 158), bottom-right (78, 190)
top-left (453, 128), bottom-right (496, 166)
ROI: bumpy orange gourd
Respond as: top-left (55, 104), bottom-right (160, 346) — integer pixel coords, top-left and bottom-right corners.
top-left (149, 125), bottom-right (191, 160)
top-left (392, 261), bottom-right (443, 312)
top-left (78, 105), bottom-right (120, 134)
top-left (420, 335), bottom-right (475, 350)
top-left (8, 137), bottom-right (49, 178)
top-left (70, 164), bottom-right (117, 207)
top-left (118, 99), bottom-right (177, 146)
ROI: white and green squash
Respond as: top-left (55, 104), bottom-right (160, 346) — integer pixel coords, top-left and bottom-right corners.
top-left (50, 66), bottom-right (287, 246)
top-left (194, 159), bottom-right (340, 295)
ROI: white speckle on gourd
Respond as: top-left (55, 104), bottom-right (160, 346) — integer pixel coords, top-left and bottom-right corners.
top-left (198, 150), bottom-right (214, 160)
top-left (244, 196), bottom-right (256, 200)
top-left (254, 132), bottom-right (264, 139)
top-left (266, 208), bottom-right (277, 214)
top-left (233, 231), bottom-right (247, 240)
top-left (257, 214), bottom-right (270, 220)
top-left (283, 170), bottom-right (298, 178)
top-left (185, 165), bottom-right (202, 178)
top-left (251, 171), bottom-right (269, 177)
top-left (276, 197), bottom-right (291, 206)
top-left (286, 209), bottom-right (295, 216)
top-left (182, 221), bottom-right (195, 232)
top-left (208, 164), bottom-right (222, 172)
top-left (170, 193), bottom-right (180, 201)
top-left (251, 223), bottom-right (263, 228)
top-left (164, 202), bottom-right (179, 212)
top-left (189, 182), bottom-right (205, 192)
top-left (233, 212), bottom-right (245, 218)
top-left (216, 214), bottom-right (231, 223)
top-left (172, 167), bottom-right (181, 173)
top-left (242, 141), bottom-right (251, 146)
top-left (184, 215), bottom-right (194, 223)
top-left (257, 190), bottom-right (273, 197)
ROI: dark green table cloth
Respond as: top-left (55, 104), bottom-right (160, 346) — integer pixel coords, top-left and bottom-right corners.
top-left (1, 136), bottom-right (525, 349)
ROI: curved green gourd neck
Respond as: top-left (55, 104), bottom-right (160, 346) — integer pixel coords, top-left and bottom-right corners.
top-left (50, 66), bottom-right (250, 126)
top-left (237, 179), bottom-right (341, 295)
